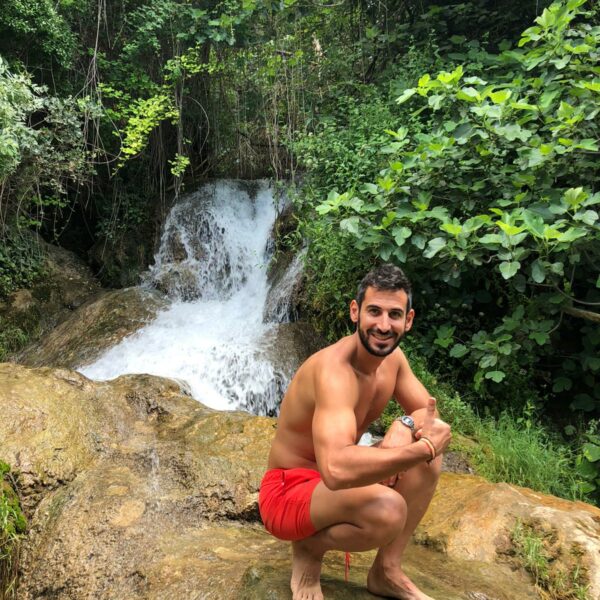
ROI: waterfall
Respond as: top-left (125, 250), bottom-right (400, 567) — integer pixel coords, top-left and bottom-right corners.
top-left (80, 180), bottom-right (291, 414)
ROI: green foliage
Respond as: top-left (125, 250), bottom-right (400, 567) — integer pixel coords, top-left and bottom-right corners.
top-left (573, 420), bottom-right (600, 504)
top-left (511, 519), bottom-right (590, 599)
top-left (0, 0), bottom-right (76, 68)
top-left (0, 461), bottom-right (26, 600)
top-left (305, 1), bottom-right (600, 419)
top-left (0, 231), bottom-right (43, 299)
top-left (0, 57), bottom-right (41, 181)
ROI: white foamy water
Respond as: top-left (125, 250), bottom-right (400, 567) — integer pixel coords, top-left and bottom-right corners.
top-left (80, 180), bottom-right (287, 413)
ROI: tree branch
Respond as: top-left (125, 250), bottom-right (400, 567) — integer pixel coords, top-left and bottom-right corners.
top-left (563, 305), bottom-right (600, 324)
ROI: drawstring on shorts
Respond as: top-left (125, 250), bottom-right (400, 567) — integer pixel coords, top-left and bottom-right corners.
top-left (344, 551), bottom-right (350, 582)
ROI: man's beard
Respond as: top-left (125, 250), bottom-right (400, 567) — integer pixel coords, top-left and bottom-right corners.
top-left (357, 318), bottom-right (403, 357)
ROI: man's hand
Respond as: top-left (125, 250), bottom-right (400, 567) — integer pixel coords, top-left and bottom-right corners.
top-left (415, 397), bottom-right (451, 458)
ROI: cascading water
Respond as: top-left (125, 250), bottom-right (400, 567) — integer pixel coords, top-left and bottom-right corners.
top-left (80, 180), bottom-right (291, 414)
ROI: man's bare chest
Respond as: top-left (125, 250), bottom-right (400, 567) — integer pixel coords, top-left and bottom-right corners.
top-left (354, 374), bottom-right (396, 433)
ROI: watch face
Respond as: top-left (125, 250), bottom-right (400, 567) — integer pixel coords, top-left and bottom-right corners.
top-left (401, 415), bottom-right (415, 430)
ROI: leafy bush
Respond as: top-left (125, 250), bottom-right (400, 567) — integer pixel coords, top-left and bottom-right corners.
top-left (316, 0), bottom-right (599, 407)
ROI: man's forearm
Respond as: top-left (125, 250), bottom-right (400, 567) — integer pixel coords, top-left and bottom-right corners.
top-left (321, 442), bottom-right (433, 490)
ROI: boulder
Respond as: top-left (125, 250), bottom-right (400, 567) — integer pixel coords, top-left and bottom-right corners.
top-left (16, 287), bottom-right (169, 369)
top-left (0, 239), bottom-right (101, 358)
top-left (416, 473), bottom-right (600, 597)
top-left (1, 364), bottom-right (598, 599)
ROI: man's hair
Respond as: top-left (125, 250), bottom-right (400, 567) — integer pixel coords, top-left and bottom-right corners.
top-left (356, 263), bottom-right (413, 311)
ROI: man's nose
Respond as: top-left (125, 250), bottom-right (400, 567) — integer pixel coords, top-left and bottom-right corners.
top-left (378, 314), bottom-right (391, 332)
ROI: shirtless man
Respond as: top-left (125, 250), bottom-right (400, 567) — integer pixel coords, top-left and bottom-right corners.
top-left (258, 263), bottom-right (452, 600)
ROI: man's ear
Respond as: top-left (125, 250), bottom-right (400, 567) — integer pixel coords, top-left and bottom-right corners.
top-left (350, 299), bottom-right (359, 324)
top-left (405, 308), bottom-right (415, 332)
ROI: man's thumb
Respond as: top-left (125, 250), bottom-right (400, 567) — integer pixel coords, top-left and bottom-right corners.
top-left (426, 397), bottom-right (437, 420)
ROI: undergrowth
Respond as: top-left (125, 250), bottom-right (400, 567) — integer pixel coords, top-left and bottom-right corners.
top-left (0, 461), bottom-right (26, 600)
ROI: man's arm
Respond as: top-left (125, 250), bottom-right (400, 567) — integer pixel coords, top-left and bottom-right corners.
top-left (392, 349), bottom-right (433, 416)
top-left (312, 369), bottom-right (443, 491)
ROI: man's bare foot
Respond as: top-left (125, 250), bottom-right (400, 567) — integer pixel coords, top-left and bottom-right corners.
top-left (290, 539), bottom-right (324, 600)
top-left (367, 563), bottom-right (435, 600)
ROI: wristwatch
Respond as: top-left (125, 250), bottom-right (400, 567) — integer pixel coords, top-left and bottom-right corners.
top-left (396, 415), bottom-right (416, 435)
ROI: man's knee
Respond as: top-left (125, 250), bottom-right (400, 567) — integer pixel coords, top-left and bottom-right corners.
top-left (368, 488), bottom-right (407, 537)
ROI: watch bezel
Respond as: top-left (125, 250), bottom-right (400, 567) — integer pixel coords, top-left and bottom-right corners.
top-left (399, 415), bottom-right (415, 432)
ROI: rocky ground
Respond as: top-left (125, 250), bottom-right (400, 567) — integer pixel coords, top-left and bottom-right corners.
top-left (2, 364), bottom-right (599, 599)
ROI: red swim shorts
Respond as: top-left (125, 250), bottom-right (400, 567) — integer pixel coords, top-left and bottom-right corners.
top-left (258, 468), bottom-right (321, 541)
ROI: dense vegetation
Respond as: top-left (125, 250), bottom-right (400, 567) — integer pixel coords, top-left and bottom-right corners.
top-left (0, 0), bottom-right (598, 505)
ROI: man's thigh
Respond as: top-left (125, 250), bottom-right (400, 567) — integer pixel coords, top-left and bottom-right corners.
top-left (309, 480), bottom-right (405, 531)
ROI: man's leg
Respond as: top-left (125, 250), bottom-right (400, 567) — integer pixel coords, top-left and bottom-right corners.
top-left (367, 451), bottom-right (442, 599)
top-left (290, 482), bottom-right (408, 600)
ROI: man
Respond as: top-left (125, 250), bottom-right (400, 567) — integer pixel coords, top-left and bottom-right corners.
top-left (259, 263), bottom-right (452, 600)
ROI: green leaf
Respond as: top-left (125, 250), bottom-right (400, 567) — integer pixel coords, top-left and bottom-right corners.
top-left (441, 223), bottom-right (463, 236)
top-left (571, 394), bottom-right (596, 412)
top-left (531, 260), bottom-right (546, 284)
top-left (485, 370), bottom-right (506, 383)
top-left (552, 377), bottom-right (572, 392)
top-left (575, 139), bottom-right (599, 152)
top-left (497, 222), bottom-right (525, 236)
top-left (423, 237), bottom-right (447, 258)
top-left (577, 210), bottom-right (598, 226)
top-left (522, 210), bottom-right (545, 237)
top-left (340, 216), bottom-right (360, 235)
top-left (418, 74), bottom-right (431, 88)
top-left (456, 87), bottom-right (480, 102)
top-left (428, 95), bottom-right (444, 110)
top-left (450, 344), bottom-right (469, 358)
top-left (411, 234), bottom-right (427, 250)
top-left (392, 226), bottom-right (411, 246)
top-left (529, 331), bottom-right (549, 345)
top-left (397, 88), bottom-right (417, 104)
top-left (479, 234), bottom-right (502, 245)
top-left (499, 261), bottom-right (520, 279)
top-left (489, 89), bottom-right (511, 104)
top-left (583, 443), bottom-right (600, 463)
top-left (564, 187), bottom-right (588, 208)
top-left (362, 183), bottom-right (379, 195)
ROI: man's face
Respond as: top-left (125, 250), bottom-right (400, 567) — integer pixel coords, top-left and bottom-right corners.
top-left (350, 287), bottom-right (414, 357)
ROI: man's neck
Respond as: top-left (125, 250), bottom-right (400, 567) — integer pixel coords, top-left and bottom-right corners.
top-left (350, 332), bottom-right (386, 376)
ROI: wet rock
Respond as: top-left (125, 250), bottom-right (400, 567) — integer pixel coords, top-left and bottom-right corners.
top-left (240, 544), bottom-right (537, 600)
top-left (263, 203), bottom-right (305, 323)
top-left (17, 287), bottom-right (169, 369)
top-left (254, 322), bottom-right (325, 413)
top-left (263, 250), bottom-right (306, 323)
top-left (259, 322), bottom-right (324, 379)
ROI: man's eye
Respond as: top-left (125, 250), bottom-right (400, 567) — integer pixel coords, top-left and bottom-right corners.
top-left (390, 312), bottom-right (402, 319)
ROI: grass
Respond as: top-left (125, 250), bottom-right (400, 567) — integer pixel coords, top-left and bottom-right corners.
top-left (511, 519), bottom-right (590, 600)
top-left (474, 414), bottom-right (581, 500)
top-left (0, 461), bottom-right (26, 600)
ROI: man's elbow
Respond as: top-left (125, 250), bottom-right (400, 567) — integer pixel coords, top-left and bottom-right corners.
top-left (321, 463), bottom-right (349, 491)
